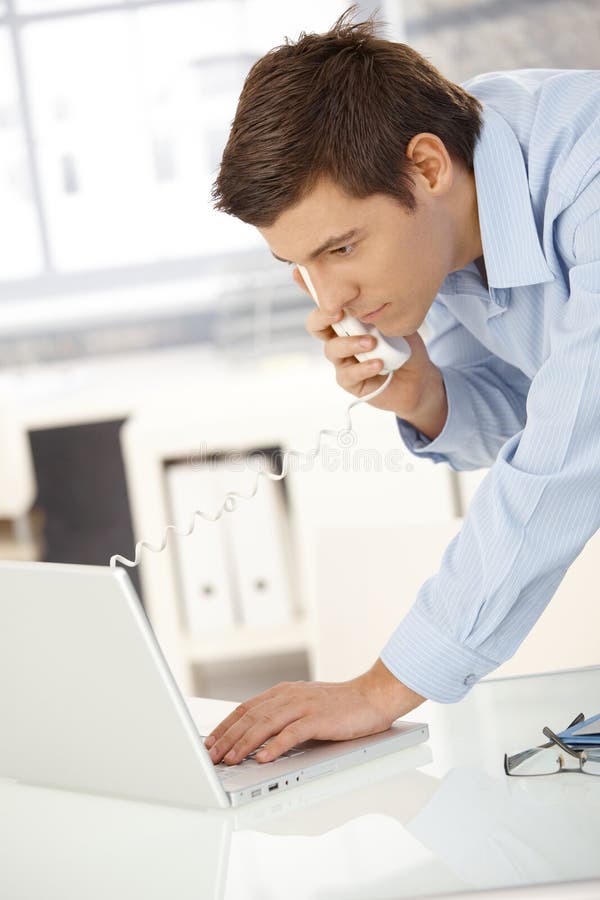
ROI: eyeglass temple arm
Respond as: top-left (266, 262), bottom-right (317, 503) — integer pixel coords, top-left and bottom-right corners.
top-left (538, 712), bottom-right (584, 749)
top-left (566, 712), bottom-right (585, 729)
top-left (542, 725), bottom-right (583, 759)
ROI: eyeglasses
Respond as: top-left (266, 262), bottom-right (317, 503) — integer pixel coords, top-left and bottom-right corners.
top-left (504, 713), bottom-right (600, 777)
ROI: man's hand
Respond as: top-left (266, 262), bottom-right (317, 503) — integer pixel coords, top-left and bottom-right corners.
top-left (204, 659), bottom-right (426, 765)
top-left (304, 301), bottom-right (437, 417)
top-left (299, 269), bottom-right (448, 441)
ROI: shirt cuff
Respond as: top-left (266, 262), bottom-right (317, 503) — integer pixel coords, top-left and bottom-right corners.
top-left (380, 603), bottom-right (499, 703)
top-left (396, 366), bottom-right (479, 469)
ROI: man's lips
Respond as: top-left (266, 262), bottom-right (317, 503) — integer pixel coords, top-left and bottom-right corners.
top-left (356, 303), bottom-right (389, 323)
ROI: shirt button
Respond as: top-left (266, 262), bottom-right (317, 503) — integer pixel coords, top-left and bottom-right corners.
top-left (463, 673), bottom-right (477, 686)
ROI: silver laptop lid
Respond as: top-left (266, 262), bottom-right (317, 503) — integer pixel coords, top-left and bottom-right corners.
top-left (0, 561), bottom-right (228, 809)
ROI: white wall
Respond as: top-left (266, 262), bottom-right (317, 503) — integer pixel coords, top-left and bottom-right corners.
top-left (312, 521), bottom-right (600, 684)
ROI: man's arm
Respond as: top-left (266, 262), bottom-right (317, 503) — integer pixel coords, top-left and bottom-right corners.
top-left (397, 298), bottom-right (531, 470)
top-left (399, 362), bottom-right (448, 442)
top-left (382, 202), bottom-right (600, 701)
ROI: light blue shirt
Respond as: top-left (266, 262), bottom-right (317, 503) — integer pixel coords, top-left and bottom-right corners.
top-left (380, 68), bottom-right (600, 702)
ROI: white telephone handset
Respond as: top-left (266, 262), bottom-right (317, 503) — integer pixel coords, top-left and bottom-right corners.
top-left (298, 265), bottom-right (411, 374)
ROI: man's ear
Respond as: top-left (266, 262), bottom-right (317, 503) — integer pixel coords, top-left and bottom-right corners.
top-left (405, 132), bottom-right (453, 196)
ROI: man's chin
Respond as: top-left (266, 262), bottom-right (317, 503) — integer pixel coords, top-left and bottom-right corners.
top-left (378, 322), bottom-right (421, 339)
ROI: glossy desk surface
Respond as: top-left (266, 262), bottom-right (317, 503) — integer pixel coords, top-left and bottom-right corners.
top-left (2, 666), bottom-right (599, 900)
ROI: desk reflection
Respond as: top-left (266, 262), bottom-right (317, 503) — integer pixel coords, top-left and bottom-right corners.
top-left (0, 744), bottom-right (434, 900)
top-left (3, 737), bottom-right (600, 900)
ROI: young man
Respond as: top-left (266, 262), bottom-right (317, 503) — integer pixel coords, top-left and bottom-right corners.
top-left (204, 12), bottom-right (600, 767)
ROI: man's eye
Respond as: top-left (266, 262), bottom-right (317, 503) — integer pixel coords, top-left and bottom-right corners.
top-left (331, 245), bottom-right (353, 257)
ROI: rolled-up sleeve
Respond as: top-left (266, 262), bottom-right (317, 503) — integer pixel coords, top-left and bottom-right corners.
top-left (382, 209), bottom-right (600, 702)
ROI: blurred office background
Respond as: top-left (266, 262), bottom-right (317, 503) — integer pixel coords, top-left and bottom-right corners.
top-left (1, 0), bottom-right (599, 698)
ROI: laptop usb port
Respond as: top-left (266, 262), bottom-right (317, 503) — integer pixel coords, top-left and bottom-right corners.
top-left (250, 788), bottom-right (262, 798)
top-left (268, 782), bottom-right (279, 792)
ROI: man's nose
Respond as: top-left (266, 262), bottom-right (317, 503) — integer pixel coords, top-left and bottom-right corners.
top-left (313, 276), bottom-right (358, 317)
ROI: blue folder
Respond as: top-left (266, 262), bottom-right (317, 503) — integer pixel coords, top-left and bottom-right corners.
top-left (558, 713), bottom-right (600, 746)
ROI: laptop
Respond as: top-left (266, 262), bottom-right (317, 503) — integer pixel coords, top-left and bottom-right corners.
top-left (0, 560), bottom-right (429, 809)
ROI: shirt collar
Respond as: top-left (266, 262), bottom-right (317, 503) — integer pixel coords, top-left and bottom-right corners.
top-left (471, 103), bottom-right (555, 292)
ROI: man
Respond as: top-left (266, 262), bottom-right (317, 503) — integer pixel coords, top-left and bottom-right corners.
top-left (204, 11), bottom-right (600, 767)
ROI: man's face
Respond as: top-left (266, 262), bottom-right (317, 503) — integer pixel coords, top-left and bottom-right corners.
top-left (259, 176), bottom-right (459, 337)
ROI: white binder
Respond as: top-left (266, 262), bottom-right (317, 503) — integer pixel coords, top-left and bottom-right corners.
top-left (221, 455), bottom-right (295, 628)
top-left (166, 462), bottom-right (236, 633)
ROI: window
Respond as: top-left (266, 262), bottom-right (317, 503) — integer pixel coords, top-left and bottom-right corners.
top-left (0, 25), bottom-right (43, 279)
top-left (0, 0), bottom-right (394, 357)
top-left (2, 0), bottom-right (349, 281)
top-left (16, 0), bottom-right (118, 11)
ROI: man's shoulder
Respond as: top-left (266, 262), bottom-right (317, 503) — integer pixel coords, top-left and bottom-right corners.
top-left (461, 67), bottom-right (600, 102)
top-left (462, 68), bottom-right (600, 131)
top-left (464, 69), bottom-right (600, 204)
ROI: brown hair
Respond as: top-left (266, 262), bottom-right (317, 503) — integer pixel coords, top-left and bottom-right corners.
top-left (212, 7), bottom-right (482, 226)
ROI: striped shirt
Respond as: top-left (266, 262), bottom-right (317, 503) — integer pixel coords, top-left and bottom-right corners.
top-left (380, 68), bottom-right (600, 702)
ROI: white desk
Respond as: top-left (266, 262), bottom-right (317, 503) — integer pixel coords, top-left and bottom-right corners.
top-left (1, 666), bottom-right (599, 899)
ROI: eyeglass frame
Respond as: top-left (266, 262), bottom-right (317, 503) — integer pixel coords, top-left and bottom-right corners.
top-left (504, 712), bottom-right (600, 777)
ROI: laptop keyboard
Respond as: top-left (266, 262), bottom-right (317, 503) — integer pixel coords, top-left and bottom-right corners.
top-left (200, 736), bottom-right (306, 782)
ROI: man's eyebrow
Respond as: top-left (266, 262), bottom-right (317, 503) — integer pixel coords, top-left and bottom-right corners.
top-left (271, 229), bottom-right (360, 265)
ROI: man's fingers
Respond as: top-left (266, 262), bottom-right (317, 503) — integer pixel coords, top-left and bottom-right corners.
top-left (204, 700), bottom-right (258, 749)
top-left (206, 689), bottom-right (304, 764)
top-left (304, 308), bottom-right (343, 341)
top-left (216, 706), bottom-right (306, 766)
top-left (204, 684), bottom-right (287, 748)
top-left (324, 334), bottom-right (377, 364)
top-left (336, 358), bottom-right (384, 392)
top-left (255, 718), bottom-right (318, 763)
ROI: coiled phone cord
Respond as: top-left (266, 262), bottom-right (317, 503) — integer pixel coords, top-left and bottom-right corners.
top-left (110, 370), bottom-right (394, 570)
